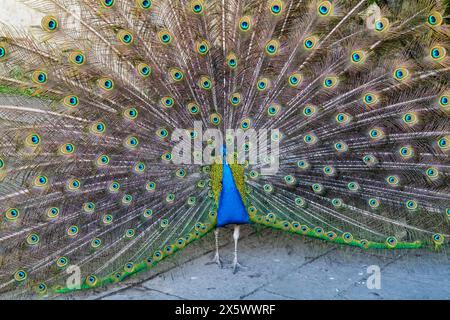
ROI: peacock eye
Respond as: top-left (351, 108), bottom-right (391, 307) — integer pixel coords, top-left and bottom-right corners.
top-left (303, 133), bottom-right (317, 144)
top-left (229, 93), bottom-right (241, 106)
top-left (100, 0), bottom-right (115, 8)
top-left (5, 208), bottom-right (20, 221)
top-left (199, 76), bottom-right (212, 90)
top-left (60, 143), bottom-right (75, 155)
top-left (393, 67), bottom-right (409, 81)
top-left (301, 104), bottom-right (316, 117)
top-left (432, 233), bottom-right (444, 245)
top-left (374, 18), bottom-right (389, 32)
top-left (257, 78), bottom-right (270, 91)
top-left (103, 214), bottom-right (114, 224)
top-left (369, 128), bottom-right (384, 140)
top-left (399, 146), bottom-right (414, 159)
top-left (239, 16), bottom-right (252, 31)
top-left (97, 77), bottom-right (115, 91)
top-left (162, 152), bottom-right (173, 161)
top-left (269, 0), bottom-right (283, 15)
top-left (67, 225), bottom-right (79, 237)
top-left (427, 11), bottom-right (443, 26)
top-left (347, 181), bottom-right (360, 191)
top-left (69, 51), bottom-right (86, 65)
top-left (26, 133), bottom-right (41, 147)
top-left (425, 167), bottom-right (439, 180)
top-left (430, 46), bottom-right (446, 61)
top-left (317, 1), bottom-right (332, 16)
top-left (137, 0), bottom-right (151, 10)
top-left (170, 68), bottom-right (184, 81)
top-left (368, 198), bottom-right (380, 209)
top-left (188, 102), bottom-right (200, 114)
top-left (146, 181), bottom-right (156, 191)
top-left (125, 136), bottom-right (139, 148)
top-left (323, 165), bottom-right (335, 176)
top-left (363, 93), bottom-right (378, 105)
top-left (323, 76), bottom-right (337, 88)
top-left (117, 30), bottom-right (134, 45)
top-left (210, 113), bottom-right (222, 125)
top-left (240, 118), bottom-right (251, 130)
top-left (351, 50), bottom-right (366, 64)
top-left (402, 112), bottom-right (418, 125)
top-left (83, 202), bottom-right (95, 213)
top-left (63, 95), bottom-right (79, 108)
top-left (386, 175), bottom-right (399, 186)
top-left (0, 44), bottom-right (8, 60)
top-left (41, 16), bottom-right (59, 32)
top-left (438, 136), bottom-right (448, 149)
top-left (124, 107), bottom-right (138, 120)
top-left (14, 270), bottom-right (28, 282)
top-left (161, 96), bottom-right (175, 108)
top-left (196, 40), bottom-right (209, 55)
top-left (158, 30), bottom-right (173, 44)
top-left (191, 0), bottom-right (204, 14)
top-left (267, 103), bottom-right (280, 116)
top-left (439, 94), bottom-right (449, 108)
top-left (265, 40), bottom-right (280, 56)
top-left (288, 73), bottom-right (302, 87)
top-left (303, 35), bottom-right (318, 50)
top-left (137, 63), bottom-right (151, 78)
top-left (34, 175), bottom-right (49, 187)
top-left (32, 70), bottom-right (48, 84)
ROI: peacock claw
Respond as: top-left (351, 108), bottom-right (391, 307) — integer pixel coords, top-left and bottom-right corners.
top-left (206, 253), bottom-right (222, 268)
top-left (232, 259), bottom-right (247, 274)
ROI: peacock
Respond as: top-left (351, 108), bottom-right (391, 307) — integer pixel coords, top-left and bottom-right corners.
top-left (0, 0), bottom-right (449, 298)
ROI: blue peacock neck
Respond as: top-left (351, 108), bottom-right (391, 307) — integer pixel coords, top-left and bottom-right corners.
top-left (216, 147), bottom-right (249, 227)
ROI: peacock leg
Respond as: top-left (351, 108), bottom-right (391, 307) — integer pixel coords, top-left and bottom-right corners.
top-left (232, 225), bottom-right (246, 274)
top-left (206, 228), bottom-right (222, 268)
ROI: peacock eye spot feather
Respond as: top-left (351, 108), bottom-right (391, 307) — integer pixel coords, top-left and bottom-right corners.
top-left (393, 68), bottom-right (409, 81)
top-left (433, 233), bottom-right (444, 245)
top-left (137, 63), bottom-right (151, 78)
top-left (427, 12), bottom-right (442, 26)
top-left (317, 1), bottom-right (332, 16)
top-left (269, 1), bottom-right (283, 15)
top-left (158, 30), bottom-right (173, 44)
top-left (0, 45), bottom-right (8, 59)
top-left (138, 0), bottom-right (151, 9)
top-left (41, 16), bottom-right (59, 32)
top-left (303, 35), bottom-right (318, 50)
top-left (98, 77), bottom-right (114, 91)
top-left (101, 0), bottom-right (115, 7)
top-left (350, 50), bottom-right (366, 64)
top-left (323, 76), bottom-right (337, 88)
top-left (439, 94), bottom-right (448, 108)
top-left (14, 270), bottom-right (27, 282)
top-left (438, 137), bottom-right (448, 149)
top-left (32, 71), bottom-right (48, 84)
top-left (430, 46), bottom-right (446, 61)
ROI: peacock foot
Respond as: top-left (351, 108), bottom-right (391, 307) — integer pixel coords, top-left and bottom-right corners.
top-left (232, 258), bottom-right (247, 274)
top-left (206, 253), bottom-right (223, 268)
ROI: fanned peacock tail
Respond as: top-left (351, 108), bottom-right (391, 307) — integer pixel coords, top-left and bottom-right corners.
top-left (0, 0), bottom-right (449, 297)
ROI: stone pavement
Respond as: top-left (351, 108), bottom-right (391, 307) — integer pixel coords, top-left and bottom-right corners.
top-left (64, 225), bottom-right (450, 300)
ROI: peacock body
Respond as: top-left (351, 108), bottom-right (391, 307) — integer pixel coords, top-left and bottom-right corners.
top-left (0, 0), bottom-right (449, 298)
